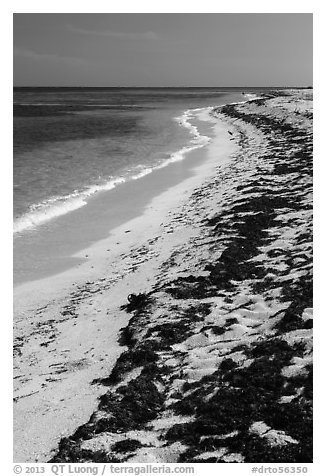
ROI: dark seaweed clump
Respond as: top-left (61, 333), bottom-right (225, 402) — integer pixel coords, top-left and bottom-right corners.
top-left (49, 94), bottom-right (312, 464)
top-left (50, 366), bottom-right (165, 462)
top-left (167, 337), bottom-right (312, 463)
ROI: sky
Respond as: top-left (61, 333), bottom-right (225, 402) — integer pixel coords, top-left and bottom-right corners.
top-left (13, 13), bottom-right (313, 87)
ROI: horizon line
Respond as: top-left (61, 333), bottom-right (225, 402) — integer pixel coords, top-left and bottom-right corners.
top-left (13, 85), bottom-right (312, 89)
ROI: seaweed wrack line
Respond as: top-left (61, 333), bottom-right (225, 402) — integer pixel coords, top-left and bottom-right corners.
top-left (49, 90), bottom-right (312, 464)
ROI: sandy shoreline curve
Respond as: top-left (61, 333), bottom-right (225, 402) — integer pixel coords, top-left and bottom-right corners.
top-left (14, 90), bottom-right (313, 463)
top-left (14, 104), bottom-right (238, 462)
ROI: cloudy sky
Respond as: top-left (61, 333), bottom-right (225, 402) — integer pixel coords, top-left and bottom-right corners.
top-left (13, 13), bottom-right (313, 87)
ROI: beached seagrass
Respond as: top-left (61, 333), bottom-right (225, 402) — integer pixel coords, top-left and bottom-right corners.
top-left (45, 90), bottom-right (313, 464)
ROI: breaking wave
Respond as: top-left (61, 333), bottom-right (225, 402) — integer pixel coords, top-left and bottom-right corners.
top-left (13, 107), bottom-right (211, 234)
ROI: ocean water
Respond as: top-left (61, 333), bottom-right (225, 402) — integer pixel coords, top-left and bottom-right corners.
top-left (13, 87), bottom-right (263, 283)
top-left (14, 88), bottom-right (252, 231)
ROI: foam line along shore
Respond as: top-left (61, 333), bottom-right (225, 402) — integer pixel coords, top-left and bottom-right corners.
top-left (48, 89), bottom-right (312, 464)
top-left (13, 106), bottom-right (211, 236)
top-left (13, 91), bottom-right (243, 462)
top-left (13, 91), bottom-right (246, 286)
top-left (13, 89), bottom-right (312, 463)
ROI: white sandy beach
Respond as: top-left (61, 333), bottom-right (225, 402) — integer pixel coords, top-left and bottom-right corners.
top-left (14, 91), bottom-right (313, 463)
top-left (14, 107), bottom-right (238, 462)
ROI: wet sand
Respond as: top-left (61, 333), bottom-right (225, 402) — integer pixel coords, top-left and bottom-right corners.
top-left (13, 106), bottom-right (219, 286)
top-left (14, 91), bottom-right (313, 463)
top-left (14, 107), bottom-right (236, 462)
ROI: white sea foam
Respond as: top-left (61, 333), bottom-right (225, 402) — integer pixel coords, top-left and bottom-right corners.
top-left (153, 108), bottom-right (211, 168)
top-left (13, 177), bottom-right (127, 234)
top-left (241, 93), bottom-right (259, 100)
top-left (14, 107), bottom-right (212, 235)
top-left (117, 107), bottom-right (211, 177)
top-left (13, 197), bottom-right (86, 234)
